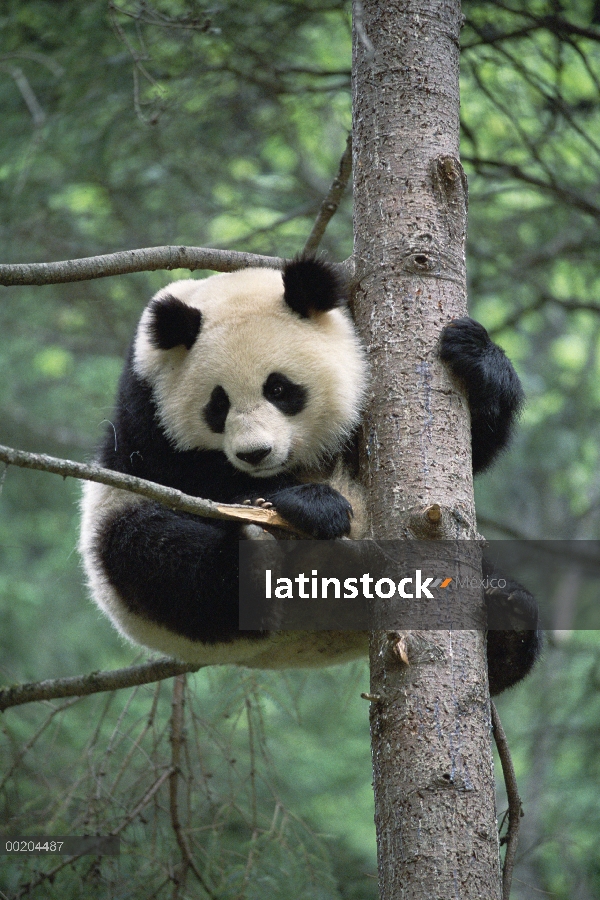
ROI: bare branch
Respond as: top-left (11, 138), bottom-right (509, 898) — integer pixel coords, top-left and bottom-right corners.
top-left (462, 22), bottom-right (543, 50)
top-left (3, 66), bottom-right (46, 127)
top-left (109, 0), bottom-right (212, 32)
top-left (303, 133), bottom-right (353, 256)
top-left (544, 298), bottom-right (600, 314)
top-left (274, 64), bottom-right (351, 78)
top-left (170, 674), bottom-right (190, 898)
top-left (0, 659), bottom-right (201, 711)
top-left (462, 155), bottom-right (600, 219)
top-left (487, 294), bottom-right (600, 337)
top-left (483, 6), bottom-right (600, 44)
top-left (0, 50), bottom-right (64, 77)
top-left (16, 767), bottom-right (175, 896)
top-left (0, 442), bottom-right (291, 529)
top-left (0, 697), bottom-right (81, 790)
top-left (169, 675), bottom-right (218, 898)
top-left (0, 246), bottom-right (285, 286)
top-left (225, 201), bottom-right (316, 249)
top-left (491, 700), bottom-right (523, 900)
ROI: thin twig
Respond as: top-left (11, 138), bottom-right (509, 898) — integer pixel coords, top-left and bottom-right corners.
top-left (491, 700), bottom-right (523, 900)
top-left (5, 66), bottom-right (46, 126)
top-left (0, 246), bottom-right (284, 286)
top-left (170, 674), bottom-right (189, 899)
top-left (0, 50), bottom-right (64, 77)
top-left (0, 658), bottom-right (201, 712)
top-left (109, 681), bottom-right (162, 796)
top-left (303, 133), bottom-right (353, 255)
top-left (462, 155), bottom-right (600, 219)
top-left (0, 697), bottom-right (81, 789)
top-left (0, 443), bottom-right (291, 530)
top-left (488, 294), bottom-right (600, 337)
top-left (16, 768), bottom-right (175, 898)
top-left (169, 675), bottom-right (219, 899)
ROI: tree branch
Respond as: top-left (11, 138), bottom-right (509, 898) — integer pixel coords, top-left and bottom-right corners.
top-left (16, 767), bottom-right (175, 897)
top-left (488, 294), bottom-right (600, 337)
top-left (462, 21), bottom-right (544, 50)
top-left (303, 133), bottom-right (353, 255)
top-left (0, 433), bottom-right (306, 714)
top-left (491, 700), bottom-right (523, 900)
top-left (169, 675), bottom-right (218, 899)
top-left (0, 658), bottom-right (201, 711)
top-left (462, 156), bottom-right (600, 220)
top-left (485, 8), bottom-right (600, 43)
top-left (0, 442), bottom-right (291, 529)
top-left (0, 246), bottom-right (285, 286)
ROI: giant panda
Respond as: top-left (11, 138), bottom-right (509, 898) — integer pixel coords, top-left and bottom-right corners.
top-left (80, 257), bottom-right (540, 692)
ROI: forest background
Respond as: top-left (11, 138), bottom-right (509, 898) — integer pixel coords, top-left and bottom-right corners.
top-left (2, 1), bottom-right (600, 898)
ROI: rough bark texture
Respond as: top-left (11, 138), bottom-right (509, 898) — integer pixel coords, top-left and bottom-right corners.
top-left (352, 1), bottom-right (502, 897)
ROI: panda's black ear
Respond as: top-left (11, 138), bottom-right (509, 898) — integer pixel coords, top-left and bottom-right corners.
top-left (147, 295), bottom-right (202, 350)
top-left (282, 257), bottom-right (347, 318)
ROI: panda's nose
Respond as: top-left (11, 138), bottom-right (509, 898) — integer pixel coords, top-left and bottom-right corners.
top-left (236, 447), bottom-right (272, 465)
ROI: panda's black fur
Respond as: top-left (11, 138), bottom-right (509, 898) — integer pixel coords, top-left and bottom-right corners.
top-left (80, 257), bottom-right (541, 690)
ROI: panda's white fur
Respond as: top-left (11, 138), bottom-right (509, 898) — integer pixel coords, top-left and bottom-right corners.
top-left (80, 480), bottom-right (368, 667)
top-left (134, 268), bottom-right (366, 474)
top-left (80, 259), bottom-right (370, 667)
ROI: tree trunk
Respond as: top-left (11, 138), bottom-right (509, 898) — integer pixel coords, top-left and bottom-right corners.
top-left (352, 1), bottom-right (502, 897)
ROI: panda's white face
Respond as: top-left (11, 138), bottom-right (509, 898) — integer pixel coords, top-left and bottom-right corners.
top-left (133, 267), bottom-right (367, 476)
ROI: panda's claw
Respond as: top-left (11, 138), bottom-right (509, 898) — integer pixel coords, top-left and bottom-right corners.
top-left (485, 583), bottom-right (538, 632)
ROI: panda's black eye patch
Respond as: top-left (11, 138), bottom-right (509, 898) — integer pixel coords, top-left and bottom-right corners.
top-left (203, 385), bottom-right (230, 433)
top-left (263, 372), bottom-right (307, 416)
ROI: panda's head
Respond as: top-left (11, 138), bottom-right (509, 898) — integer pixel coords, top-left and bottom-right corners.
top-left (133, 258), bottom-right (367, 477)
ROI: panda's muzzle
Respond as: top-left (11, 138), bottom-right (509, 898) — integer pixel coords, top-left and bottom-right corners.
top-left (226, 407), bottom-right (291, 474)
top-left (236, 447), bottom-right (272, 466)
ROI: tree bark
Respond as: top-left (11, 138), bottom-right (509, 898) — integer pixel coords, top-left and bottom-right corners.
top-left (352, 1), bottom-right (502, 897)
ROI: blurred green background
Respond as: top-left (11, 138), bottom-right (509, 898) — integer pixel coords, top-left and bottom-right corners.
top-left (2, 1), bottom-right (600, 897)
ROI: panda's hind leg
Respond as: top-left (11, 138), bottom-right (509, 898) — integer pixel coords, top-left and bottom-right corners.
top-left (484, 568), bottom-right (542, 696)
top-left (95, 501), bottom-right (243, 645)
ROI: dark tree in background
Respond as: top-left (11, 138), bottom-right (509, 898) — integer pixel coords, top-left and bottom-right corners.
top-left (1, 2), bottom-right (600, 898)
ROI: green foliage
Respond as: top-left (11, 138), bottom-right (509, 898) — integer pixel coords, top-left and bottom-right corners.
top-left (1, 1), bottom-right (600, 897)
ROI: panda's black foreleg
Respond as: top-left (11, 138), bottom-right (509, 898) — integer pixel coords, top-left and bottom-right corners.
top-left (97, 501), bottom-right (245, 644)
top-left (484, 563), bottom-right (543, 696)
top-left (439, 319), bottom-right (541, 692)
top-left (245, 483), bottom-right (353, 540)
top-left (439, 317), bottom-right (524, 474)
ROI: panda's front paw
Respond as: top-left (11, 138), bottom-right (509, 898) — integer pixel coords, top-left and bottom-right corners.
top-left (266, 483), bottom-right (353, 539)
top-left (485, 583), bottom-right (539, 631)
top-left (439, 317), bottom-right (493, 379)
